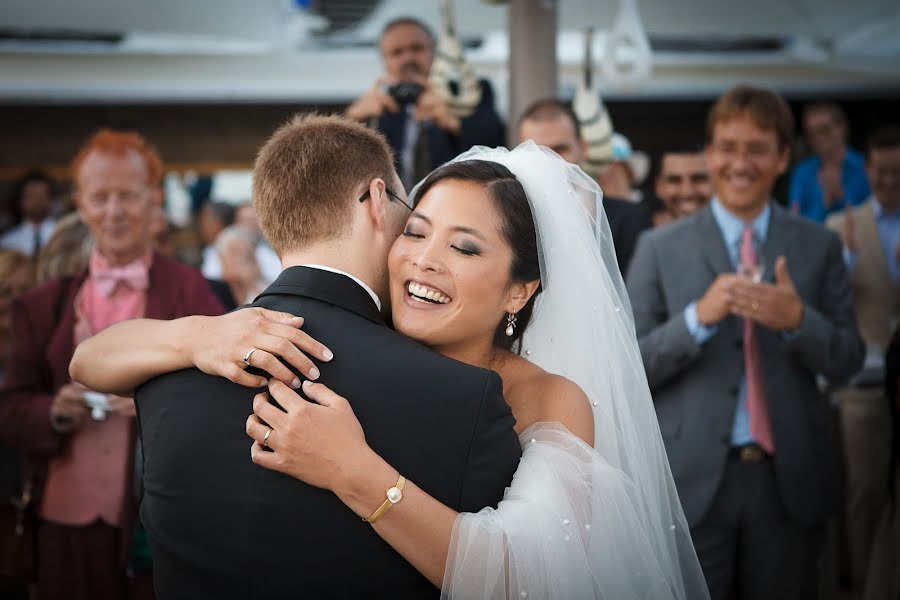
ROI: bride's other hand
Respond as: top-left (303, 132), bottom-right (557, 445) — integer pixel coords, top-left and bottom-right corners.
top-left (247, 380), bottom-right (376, 496)
top-left (191, 309), bottom-right (333, 389)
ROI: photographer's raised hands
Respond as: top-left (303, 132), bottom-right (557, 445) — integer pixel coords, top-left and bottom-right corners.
top-left (345, 77), bottom-right (401, 122)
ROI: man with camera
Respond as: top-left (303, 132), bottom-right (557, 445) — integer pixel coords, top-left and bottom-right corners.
top-left (346, 17), bottom-right (505, 189)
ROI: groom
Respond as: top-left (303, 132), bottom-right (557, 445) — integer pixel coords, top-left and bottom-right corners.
top-left (135, 114), bottom-right (521, 598)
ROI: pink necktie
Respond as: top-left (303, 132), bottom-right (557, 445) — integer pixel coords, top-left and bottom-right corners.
top-left (741, 226), bottom-right (775, 454)
top-left (92, 261), bottom-right (149, 297)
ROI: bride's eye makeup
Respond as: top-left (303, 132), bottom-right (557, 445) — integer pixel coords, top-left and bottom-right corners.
top-left (451, 241), bottom-right (481, 256)
top-left (402, 226), bottom-right (425, 239)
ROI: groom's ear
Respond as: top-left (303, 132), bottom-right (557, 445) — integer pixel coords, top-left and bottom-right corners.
top-left (505, 279), bottom-right (541, 314)
top-left (362, 177), bottom-right (389, 231)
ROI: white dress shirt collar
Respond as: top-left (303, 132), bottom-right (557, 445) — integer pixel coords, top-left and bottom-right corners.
top-left (300, 264), bottom-right (382, 311)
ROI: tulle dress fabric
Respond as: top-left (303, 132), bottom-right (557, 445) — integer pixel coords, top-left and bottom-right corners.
top-left (412, 143), bottom-right (710, 599)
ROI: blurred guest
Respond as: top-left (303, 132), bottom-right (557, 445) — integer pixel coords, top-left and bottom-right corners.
top-left (653, 145), bottom-right (712, 227)
top-left (627, 85), bottom-right (865, 600)
top-left (234, 201), bottom-right (258, 232)
top-left (234, 202), bottom-right (280, 284)
top-left (0, 129), bottom-right (223, 600)
top-left (198, 200), bottom-right (235, 279)
top-left (864, 324), bottom-right (900, 600)
top-left (518, 98), bottom-right (651, 274)
top-left (826, 125), bottom-right (900, 594)
top-left (790, 102), bottom-right (870, 223)
top-left (215, 225), bottom-right (266, 305)
top-left (596, 133), bottom-right (648, 203)
top-left (155, 205), bottom-right (236, 310)
top-left (0, 170), bottom-right (57, 257)
top-left (345, 17), bottom-right (505, 189)
top-left (35, 212), bottom-right (93, 284)
top-left (0, 250), bottom-right (35, 598)
top-left (0, 251), bottom-right (34, 381)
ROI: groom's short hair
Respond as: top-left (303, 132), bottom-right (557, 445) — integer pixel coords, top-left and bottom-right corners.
top-left (252, 113), bottom-right (396, 255)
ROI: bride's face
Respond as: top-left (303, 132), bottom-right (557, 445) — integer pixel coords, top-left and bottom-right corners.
top-left (388, 179), bottom-right (522, 350)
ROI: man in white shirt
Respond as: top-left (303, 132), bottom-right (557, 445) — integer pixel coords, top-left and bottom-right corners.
top-left (1, 170), bottom-right (57, 257)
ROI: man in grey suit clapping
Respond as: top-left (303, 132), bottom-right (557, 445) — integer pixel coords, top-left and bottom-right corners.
top-left (626, 85), bottom-right (865, 600)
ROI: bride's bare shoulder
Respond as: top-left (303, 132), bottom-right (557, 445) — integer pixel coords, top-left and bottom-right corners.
top-left (502, 355), bottom-right (594, 445)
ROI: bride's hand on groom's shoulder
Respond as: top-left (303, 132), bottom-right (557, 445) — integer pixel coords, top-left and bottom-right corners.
top-left (188, 308), bottom-right (334, 390)
top-left (247, 380), bottom-right (378, 501)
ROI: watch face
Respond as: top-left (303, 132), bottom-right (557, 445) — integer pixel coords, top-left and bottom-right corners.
top-left (387, 487), bottom-right (403, 504)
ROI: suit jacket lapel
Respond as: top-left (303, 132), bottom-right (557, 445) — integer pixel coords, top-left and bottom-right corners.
top-left (255, 266), bottom-right (384, 325)
top-left (697, 206), bottom-right (733, 277)
top-left (761, 204), bottom-right (795, 284)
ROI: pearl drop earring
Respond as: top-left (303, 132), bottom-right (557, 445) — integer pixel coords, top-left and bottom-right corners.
top-left (505, 313), bottom-right (518, 337)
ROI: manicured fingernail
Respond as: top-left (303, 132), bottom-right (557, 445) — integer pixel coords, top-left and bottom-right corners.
top-left (258, 379), bottom-right (267, 388)
top-left (302, 380), bottom-right (313, 391)
top-left (291, 378), bottom-right (301, 389)
top-left (322, 348), bottom-right (333, 361)
top-left (309, 367), bottom-right (320, 380)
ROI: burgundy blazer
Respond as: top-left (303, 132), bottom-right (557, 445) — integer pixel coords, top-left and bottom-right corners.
top-left (0, 252), bottom-right (223, 567)
top-left (0, 250), bottom-right (224, 459)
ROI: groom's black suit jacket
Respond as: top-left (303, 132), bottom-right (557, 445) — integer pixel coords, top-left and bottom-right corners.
top-left (136, 267), bottom-right (521, 599)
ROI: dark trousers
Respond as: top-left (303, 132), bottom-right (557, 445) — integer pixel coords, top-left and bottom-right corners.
top-left (692, 455), bottom-right (825, 600)
top-left (37, 520), bottom-right (154, 600)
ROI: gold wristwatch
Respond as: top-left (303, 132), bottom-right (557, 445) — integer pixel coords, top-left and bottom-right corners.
top-left (363, 475), bottom-right (406, 524)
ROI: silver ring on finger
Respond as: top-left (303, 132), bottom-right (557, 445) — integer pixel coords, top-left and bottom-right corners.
top-left (242, 348), bottom-right (259, 369)
top-left (262, 427), bottom-right (273, 449)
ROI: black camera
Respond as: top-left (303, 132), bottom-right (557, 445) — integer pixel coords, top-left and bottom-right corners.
top-left (387, 82), bottom-right (424, 106)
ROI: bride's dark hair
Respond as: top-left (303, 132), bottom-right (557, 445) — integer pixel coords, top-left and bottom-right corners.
top-left (413, 160), bottom-right (542, 352)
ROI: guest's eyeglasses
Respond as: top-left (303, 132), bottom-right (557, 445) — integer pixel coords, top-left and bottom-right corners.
top-left (358, 187), bottom-right (413, 212)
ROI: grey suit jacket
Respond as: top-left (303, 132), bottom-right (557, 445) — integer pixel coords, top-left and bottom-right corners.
top-left (626, 203), bottom-right (865, 527)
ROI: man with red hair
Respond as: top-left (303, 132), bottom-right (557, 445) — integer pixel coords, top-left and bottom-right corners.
top-left (0, 129), bottom-right (223, 599)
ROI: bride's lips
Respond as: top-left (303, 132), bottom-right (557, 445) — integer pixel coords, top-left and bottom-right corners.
top-left (402, 279), bottom-right (453, 309)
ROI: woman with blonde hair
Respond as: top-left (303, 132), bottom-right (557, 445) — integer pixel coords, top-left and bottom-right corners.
top-left (35, 212), bottom-right (93, 284)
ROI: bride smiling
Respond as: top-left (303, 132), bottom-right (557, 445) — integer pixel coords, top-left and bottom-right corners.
top-left (73, 142), bottom-right (709, 598)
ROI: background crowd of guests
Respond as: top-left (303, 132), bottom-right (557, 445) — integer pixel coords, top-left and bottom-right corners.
top-left (0, 15), bottom-right (898, 600)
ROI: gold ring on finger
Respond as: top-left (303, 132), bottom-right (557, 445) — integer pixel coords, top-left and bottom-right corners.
top-left (262, 427), bottom-right (273, 449)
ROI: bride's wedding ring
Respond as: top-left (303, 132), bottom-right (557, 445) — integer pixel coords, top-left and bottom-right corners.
top-left (242, 348), bottom-right (258, 369)
top-left (262, 427), bottom-right (273, 449)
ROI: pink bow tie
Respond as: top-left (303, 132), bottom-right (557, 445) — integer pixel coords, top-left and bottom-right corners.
top-left (92, 262), bottom-right (149, 297)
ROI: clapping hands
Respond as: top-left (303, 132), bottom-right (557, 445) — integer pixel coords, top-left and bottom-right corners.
top-left (818, 162), bottom-right (844, 209)
top-left (696, 256), bottom-right (804, 331)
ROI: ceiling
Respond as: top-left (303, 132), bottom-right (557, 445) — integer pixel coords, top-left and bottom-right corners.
top-left (0, 0), bottom-right (898, 103)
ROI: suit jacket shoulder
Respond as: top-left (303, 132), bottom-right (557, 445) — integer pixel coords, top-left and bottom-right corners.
top-left (635, 207), bottom-right (702, 252)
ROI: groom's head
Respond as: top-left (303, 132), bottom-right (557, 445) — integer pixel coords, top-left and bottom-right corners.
top-left (252, 114), bottom-right (410, 295)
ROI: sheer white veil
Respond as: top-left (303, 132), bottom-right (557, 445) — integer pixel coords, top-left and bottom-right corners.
top-left (414, 142), bottom-right (709, 599)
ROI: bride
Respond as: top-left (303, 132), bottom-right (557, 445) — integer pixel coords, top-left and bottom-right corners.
top-left (73, 143), bottom-right (709, 599)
